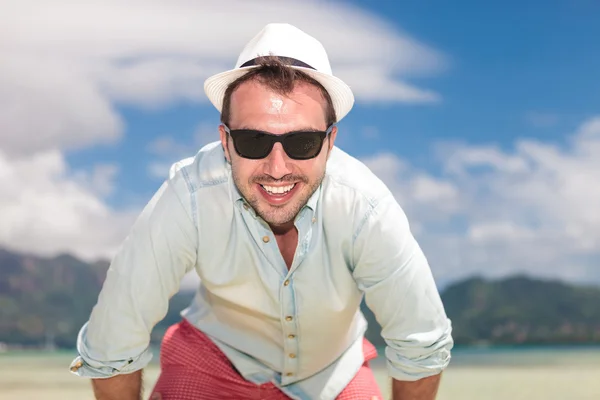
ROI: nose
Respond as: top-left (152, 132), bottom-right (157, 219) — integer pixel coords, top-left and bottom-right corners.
top-left (264, 143), bottom-right (292, 179)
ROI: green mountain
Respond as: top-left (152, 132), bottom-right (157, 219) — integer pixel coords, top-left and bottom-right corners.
top-left (442, 275), bottom-right (600, 345)
top-left (1, 248), bottom-right (599, 349)
top-left (0, 249), bottom-right (109, 348)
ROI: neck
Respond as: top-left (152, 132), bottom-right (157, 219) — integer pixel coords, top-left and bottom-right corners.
top-left (269, 221), bottom-right (296, 235)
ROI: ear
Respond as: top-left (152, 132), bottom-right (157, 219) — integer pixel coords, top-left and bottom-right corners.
top-left (328, 126), bottom-right (337, 149)
top-left (219, 125), bottom-right (232, 164)
top-left (326, 125), bottom-right (337, 158)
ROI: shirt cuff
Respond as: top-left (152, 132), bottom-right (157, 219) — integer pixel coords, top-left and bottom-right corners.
top-left (385, 325), bottom-right (454, 381)
top-left (69, 322), bottom-right (153, 378)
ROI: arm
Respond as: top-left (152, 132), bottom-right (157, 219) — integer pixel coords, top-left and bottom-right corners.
top-left (91, 370), bottom-right (143, 400)
top-left (352, 194), bottom-right (453, 399)
top-left (70, 164), bottom-right (198, 399)
top-left (392, 374), bottom-right (441, 400)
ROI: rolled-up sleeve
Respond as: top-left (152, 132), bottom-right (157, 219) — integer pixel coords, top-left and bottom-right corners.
top-left (70, 166), bottom-right (198, 378)
top-left (352, 193), bottom-right (453, 381)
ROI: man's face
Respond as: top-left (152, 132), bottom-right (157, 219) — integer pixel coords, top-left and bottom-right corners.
top-left (219, 80), bottom-right (337, 228)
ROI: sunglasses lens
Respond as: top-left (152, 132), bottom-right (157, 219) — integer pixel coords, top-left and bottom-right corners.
top-left (284, 132), bottom-right (325, 159)
top-left (232, 131), bottom-right (273, 159)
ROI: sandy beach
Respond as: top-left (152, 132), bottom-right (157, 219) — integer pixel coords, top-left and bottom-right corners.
top-left (1, 351), bottom-right (599, 400)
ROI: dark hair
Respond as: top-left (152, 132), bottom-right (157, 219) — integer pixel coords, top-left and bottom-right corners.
top-left (220, 56), bottom-right (337, 127)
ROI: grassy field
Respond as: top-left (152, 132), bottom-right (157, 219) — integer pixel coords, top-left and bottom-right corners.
top-left (1, 351), bottom-right (599, 399)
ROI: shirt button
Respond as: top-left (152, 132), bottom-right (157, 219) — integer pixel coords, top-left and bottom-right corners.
top-left (312, 217), bottom-right (316, 224)
top-left (288, 334), bottom-right (295, 339)
top-left (285, 316), bottom-right (293, 322)
top-left (289, 353), bottom-right (296, 359)
top-left (286, 372), bottom-right (293, 377)
top-left (283, 279), bottom-right (290, 286)
top-left (70, 359), bottom-right (83, 372)
top-left (262, 236), bottom-right (270, 243)
top-left (243, 203), bottom-right (249, 210)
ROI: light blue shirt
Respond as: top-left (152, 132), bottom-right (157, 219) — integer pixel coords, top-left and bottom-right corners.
top-left (70, 142), bottom-right (453, 400)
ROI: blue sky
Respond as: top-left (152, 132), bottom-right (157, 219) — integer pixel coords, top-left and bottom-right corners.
top-left (1, 0), bottom-right (599, 287)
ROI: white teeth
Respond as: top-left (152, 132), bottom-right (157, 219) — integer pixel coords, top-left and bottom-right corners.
top-left (262, 184), bottom-right (295, 194)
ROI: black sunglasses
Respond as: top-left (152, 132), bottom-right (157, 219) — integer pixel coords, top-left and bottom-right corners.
top-left (223, 124), bottom-right (334, 160)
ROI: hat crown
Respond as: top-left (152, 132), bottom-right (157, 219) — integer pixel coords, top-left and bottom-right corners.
top-left (235, 23), bottom-right (333, 75)
top-left (204, 23), bottom-right (354, 122)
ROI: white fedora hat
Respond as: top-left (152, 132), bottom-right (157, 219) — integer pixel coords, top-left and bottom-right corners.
top-left (204, 23), bottom-right (354, 122)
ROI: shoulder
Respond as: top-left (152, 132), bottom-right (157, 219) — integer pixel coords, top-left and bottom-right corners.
top-left (323, 146), bottom-right (392, 206)
top-left (320, 147), bottom-right (399, 238)
top-left (168, 141), bottom-right (230, 193)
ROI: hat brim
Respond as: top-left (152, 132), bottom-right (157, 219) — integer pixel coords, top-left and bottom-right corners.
top-left (203, 65), bottom-right (354, 123)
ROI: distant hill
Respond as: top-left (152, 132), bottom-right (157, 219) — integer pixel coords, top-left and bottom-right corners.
top-left (1, 248), bottom-right (599, 349)
top-left (442, 275), bottom-right (600, 345)
top-left (0, 248), bottom-right (109, 348)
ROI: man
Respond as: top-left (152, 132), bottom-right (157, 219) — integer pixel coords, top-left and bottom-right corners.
top-left (70, 23), bottom-right (453, 400)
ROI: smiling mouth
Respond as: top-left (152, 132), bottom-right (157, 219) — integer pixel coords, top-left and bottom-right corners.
top-left (260, 183), bottom-right (297, 195)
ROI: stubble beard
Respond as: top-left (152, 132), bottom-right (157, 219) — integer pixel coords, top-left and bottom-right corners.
top-left (232, 169), bottom-right (324, 226)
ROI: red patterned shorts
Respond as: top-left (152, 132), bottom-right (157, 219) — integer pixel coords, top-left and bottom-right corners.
top-left (150, 319), bottom-right (383, 399)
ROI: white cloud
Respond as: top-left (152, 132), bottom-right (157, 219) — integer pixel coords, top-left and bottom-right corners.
top-left (0, 56), bottom-right (123, 157)
top-left (0, 0), bottom-right (445, 156)
top-left (363, 152), bottom-right (462, 224)
top-left (334, 65), bottom-right (441, 103)
top-left (363, 116), bottom-right (600, 286)
top-left (0, 150), bottom-right (137, 261)
top-left (72, 164), bottom-right (120, 198)
top-left (97, 59), bottom-right (214, 108)
top-left (443, 145), bottom-right (530, 175)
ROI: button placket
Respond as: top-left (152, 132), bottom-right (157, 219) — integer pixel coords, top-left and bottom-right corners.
top-left (281, 276), bottom-right (299, 382)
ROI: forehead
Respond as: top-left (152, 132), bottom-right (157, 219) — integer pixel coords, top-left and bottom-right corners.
top-left (228, 80), bottom-right (328, 128)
